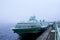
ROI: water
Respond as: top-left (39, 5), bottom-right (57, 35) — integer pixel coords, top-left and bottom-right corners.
top-left (0, 23), bottom-right (21, 40)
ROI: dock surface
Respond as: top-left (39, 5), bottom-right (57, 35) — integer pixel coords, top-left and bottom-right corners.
top-left (36, 26), bottom-right (53, 40)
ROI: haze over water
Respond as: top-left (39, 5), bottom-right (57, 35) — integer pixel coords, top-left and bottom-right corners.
top-left (0, 0), bottom-right (60, 40)
top-left (0, 0), bottom-right (60, 23)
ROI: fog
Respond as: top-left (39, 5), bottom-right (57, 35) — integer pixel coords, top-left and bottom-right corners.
top-left (0, 0), bottom-right (60, 23)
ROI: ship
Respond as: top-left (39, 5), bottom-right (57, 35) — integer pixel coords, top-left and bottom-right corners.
top-left (12, 16), bottom-right (50, 40)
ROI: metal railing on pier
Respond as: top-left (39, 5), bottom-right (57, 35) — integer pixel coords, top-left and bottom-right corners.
top-left (54, 23), bottom-right (60, 40)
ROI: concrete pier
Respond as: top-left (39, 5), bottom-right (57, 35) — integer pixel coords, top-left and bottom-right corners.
top-left (36, 27), bottom-right (53, 40)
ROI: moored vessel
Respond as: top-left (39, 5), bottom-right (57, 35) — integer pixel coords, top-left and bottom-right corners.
top-left (12, 16), bottom-right (50, 40)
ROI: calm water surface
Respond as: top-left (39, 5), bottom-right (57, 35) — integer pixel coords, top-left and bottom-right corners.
top-left (0, 23), bottom-right (21, 40)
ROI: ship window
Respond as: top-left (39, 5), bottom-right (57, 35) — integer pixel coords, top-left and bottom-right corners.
top-left (31, 26), bottom-right (35, 27)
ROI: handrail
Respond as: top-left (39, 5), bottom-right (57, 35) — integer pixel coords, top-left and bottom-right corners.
top-left (55, 23), bottom-right (60, 40)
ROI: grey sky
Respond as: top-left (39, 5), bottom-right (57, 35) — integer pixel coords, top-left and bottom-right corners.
top-left (0, 0), bottom-right (60, 23)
